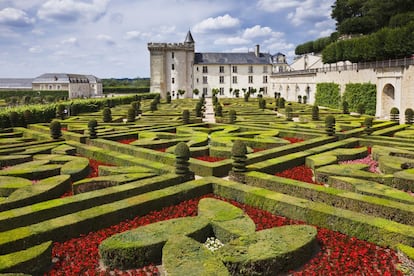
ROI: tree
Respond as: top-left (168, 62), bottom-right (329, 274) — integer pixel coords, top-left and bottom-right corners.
top-left (102, 107), bottom-right (112, 123)
top-left (88, 119), bottom-right (98, 139)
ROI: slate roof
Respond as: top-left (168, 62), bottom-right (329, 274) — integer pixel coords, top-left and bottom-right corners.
top-left (0, 78), bottom-right (33, 89)
top-left (32, 73), bottom-right (100, 84)
top-left (194, 52), bottom-right (273, 65)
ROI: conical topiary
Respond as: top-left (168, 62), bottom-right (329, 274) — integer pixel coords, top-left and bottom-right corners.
top-left (102, 107), bottom-right (112, 123)
top-left (88, 119), bottom-right (98, 139)
top-left (312, 105), bottom-right (319, 121)
top-left (215, 104), bottom-right (223, 117)
top-left (182, 109), bottom-right (190, 124)
top-left (150, 100), bottom-right (158, 112)
top-left (174, 142), bottom-right (194, 180)
top-left (229, 109), bottom-right (237, 124)
top-left (364, 117), bottom-right (374, 135)
top-left (342, 100), bottom-right (350, 114)
top-left (56, 104), bottom-right (66, 120)
top-left (285, 106), bottom-right (293, 121)
top-left (405, 108), bottom-right (414, 124)
top-left (50, 120), bottom-right (62, 139)
top-left (127, 107), bottom-right (136, 122)
top-left (229, 140), bottom-right (248, 183)
top-left (325, 115), bottom-right (336, 136)
top-left (390, 107), bottom-right (400, 123)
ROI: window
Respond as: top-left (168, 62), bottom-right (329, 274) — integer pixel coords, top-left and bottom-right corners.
top-left (196, 78), bottom-right (199, 83)
top-left (263, 66), bottom-right (268, 73)
top-left (263, 76), bottom-right (268, 83)
top-left (232, 66), bottom-right (237, 73)
top-left (203, 76), bottom-right (208, 84)
top-left (248, 76), bottom-right (253, 83)
top-left (219, 76), bottom-right (224, 84)
top-left (232, 76), bottom-right (237, 84)
top-left (172, 64), bottom-right (175, 70)
top-left (172, 78), bottom-right (175, 84)
top-left (248, 66), bottom-right (253, 73)
top-left (220, 88), bottom-right (224, 95)
top-left (196, 67), bottom-right (199, 72)
top-left (219, 66), bottom-right (224, 73)
top-left (49, 85), bottom-right (53, 90)
top-left (202, 66), bottom-right (208, 73)
top-left (172, 52), bottom-right (174, 58)
top-left (203, 87), bottom-right (208, 96)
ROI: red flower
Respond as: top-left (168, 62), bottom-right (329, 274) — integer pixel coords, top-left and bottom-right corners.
top-left (195, 156), bottom-right (227, 162)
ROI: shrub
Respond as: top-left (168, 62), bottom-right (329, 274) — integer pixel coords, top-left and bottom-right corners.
top-left (174, 142), bottom-right (193, 179)
top-left (285, 106), bottom-right (293, 121)
top-left (50, 120), bottom-right (62, 139)
top-left (166, 92), bottom-right (172, 103)
top-left (278, 97), bottom-right (286, 108)
top-left (88, 120), bottom-right (98, 139)
top-left (150, 100), bottom-right (158, 112)
top-left (390, 107), bottom-right (400, 122)
top-left (342, 100), bottom-right (350, 114)
top-left (215, 104), bottom-right (223, 117)
top-left (298, 95), bottom-right (302, 104)
top-left (182, 110), bottom-right (190, 124)
top-left (195, 102), bottom-right (203, 117)
top-left (229, 110), bottom-right (237, 124)
top-left (56, 104), bottom-right (66, 120)
top-left (127, 107), bottom-right (136, 122)
top-left (102, 107), bottom-right (112, 123)
top-left (405, 108), bottom-right (414, 124)
top-left (259, 98), bottom-right (266, 110)
top-left (231, 140), bottom-right (247, 173)
top-left (312, 105), bottom-right (319, 121)
top-left (9, 111), bottom-right (20, 127)
top-left (325, 115), bottom-right (336, 136)
top-left (303, 95), bottom-right (307, 104)
top-left (364, 117), bottom-right (374, 135)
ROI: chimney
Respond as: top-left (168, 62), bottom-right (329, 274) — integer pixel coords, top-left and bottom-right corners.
top-left (255, 45), bottom-right (260, 57)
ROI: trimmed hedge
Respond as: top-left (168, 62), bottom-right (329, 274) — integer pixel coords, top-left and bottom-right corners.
top-left (211, 177), bottom-right (414, 249)
top-left (245, 171), bottom-right (414, 226)
top-left (0, 241), bottom-right (52, 275)
top-left (0, 174), bottom-right (184, 233)
top-left (0, 178), bottom-right (212, 255)
top-left (0, 175), bottom-right (71, 211)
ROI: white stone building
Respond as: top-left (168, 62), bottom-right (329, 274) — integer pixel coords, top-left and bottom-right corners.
top-left (32, 73), bottom-right (102, 98)
top-left (148, 31), bottom-right (288, 99)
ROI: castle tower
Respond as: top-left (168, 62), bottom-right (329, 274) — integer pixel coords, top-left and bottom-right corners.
top-left (148, 31), bottom-right (195, 99)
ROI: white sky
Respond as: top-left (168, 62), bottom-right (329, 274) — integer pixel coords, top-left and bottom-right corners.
top-left (0, 0), bottom-right (335, 78)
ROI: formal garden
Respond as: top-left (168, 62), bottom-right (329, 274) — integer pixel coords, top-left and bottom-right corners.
top-left (0, 93), bottom-right (413, 275)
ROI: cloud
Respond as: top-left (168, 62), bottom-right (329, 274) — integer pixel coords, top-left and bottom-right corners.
top-left (125, 30), bottom-right (152, 40)
top-left (29, 45), bottom-right (42, 53)
top-left (257, 0), bottom-right (301, 12)
top-left (242, 25), bottom-right (273, 39)
top-left (0, 7), bottom-right (35, 27)
top-left (193, 14), bottom-right (240, 33)
top-left (61, 37), bottom-right (78, 45)
top-left (287, 0), bottom-right (334, 26)
top-left (97, 34), bottom-right (115, 45)
top-left (214, 37), bottom-right (250, 45)
top-left (37, 0), bottom-right (109, 22)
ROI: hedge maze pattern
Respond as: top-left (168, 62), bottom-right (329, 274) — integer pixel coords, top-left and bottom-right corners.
top-left (0, 97), bottom-right (414, 274)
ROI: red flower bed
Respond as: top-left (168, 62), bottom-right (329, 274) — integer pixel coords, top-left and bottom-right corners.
top-left (283, 137), bottom-right (304, 143)
top-left (195, 156), bottom-right (227, 162)
top-left (154, 148), bottom-right (166, 152)
top-left (275, 165), bottom-right (318, 184)
top-left (87, 159), bottom-right (115, 178)
top-left (46, 194), bottom-right (402, 275)
top-left (117, 139), bottom-right (137, 144)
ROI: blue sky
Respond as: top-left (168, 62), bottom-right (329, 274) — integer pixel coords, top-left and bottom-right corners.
top-left (0, 0), bottom-right (336, 78)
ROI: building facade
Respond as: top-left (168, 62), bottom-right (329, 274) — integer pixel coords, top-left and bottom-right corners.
top-left (148, 31), bottom-right (288, 99)
top-left (32, 73), bottom-right (103, 98)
